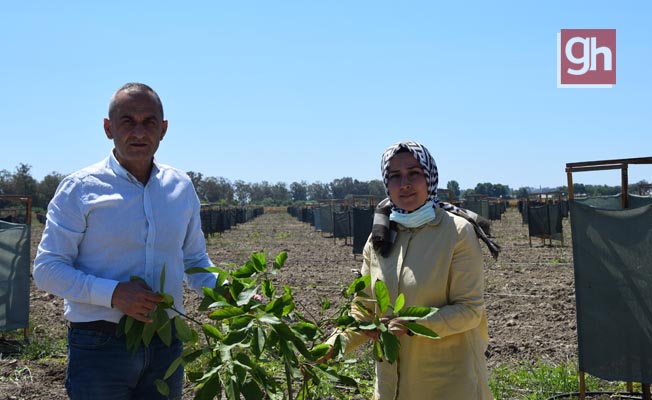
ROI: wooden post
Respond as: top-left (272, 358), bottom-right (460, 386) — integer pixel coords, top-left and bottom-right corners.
top-left (579, 370), bottom-right (586, 400)
top-left (621, 164), bottom-right (629, 209)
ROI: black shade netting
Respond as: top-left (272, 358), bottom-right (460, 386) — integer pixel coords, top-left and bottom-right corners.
top-left (319, 205), bottom-right (334, 234)
top-left (570, 200), bottom-right (652, 383)
top-left (527, 203), bottom-right (563, 240)
top-left (333, 210), bottom-right (350, 239)
top-left (352, 207), bottom-right (374, 255)
top-left (0, 221), bottom-right (31, 331)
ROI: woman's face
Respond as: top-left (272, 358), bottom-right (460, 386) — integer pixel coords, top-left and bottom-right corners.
top-left (386, 152), bottom-right (429, 212)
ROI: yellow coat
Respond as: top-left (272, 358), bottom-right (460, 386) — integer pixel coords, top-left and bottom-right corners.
top-left (337, 209), bottom-right (492, 400)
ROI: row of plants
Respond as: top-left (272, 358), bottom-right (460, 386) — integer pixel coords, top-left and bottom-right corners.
top-left (118, 250), bottom-right (439, 400)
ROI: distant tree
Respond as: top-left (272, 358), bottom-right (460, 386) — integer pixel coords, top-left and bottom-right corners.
top-left (270, 182), bottom-right (291, 204)
top-left (446, 180), bottom-right (461, 200)
top-left (34, 172), bottom-right (64, 208)
top-left (12, 163), bottom-right (37, 196)
top-left (0, 169), bottom-right (12, 195)
top-left (187, 171), bottom-right (205, 199)
top-left (330, 177), bottom-right (356, 199)
top-left (462, 188), bottom-right (475, 199)
top-left (202, 177), bottom-right (234, 204)
top-left (474, 182), bottom-right (510, 198)
top-left (307, 181), bottom-right (331, 201)
top-left (367, 180), bottom-right (386, 197)
top-left (290, 181), bottom-right (308, 202)
top-left (234, 180), bottom-right (251, 205)
top-left (249, 181), bottom-right (273, 203)
top-left (514, 187), bottom-right (530, 199)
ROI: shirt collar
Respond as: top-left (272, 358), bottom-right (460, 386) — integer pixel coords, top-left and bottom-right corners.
top-left (107, 150), bottom-right (160, 184)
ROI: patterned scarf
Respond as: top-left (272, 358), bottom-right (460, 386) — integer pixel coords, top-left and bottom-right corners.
top-left (371, 141), bottom-right (501, 259)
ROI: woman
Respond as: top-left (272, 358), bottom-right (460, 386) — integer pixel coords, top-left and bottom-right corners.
top-left (332, 141), bottom-right (494, 400)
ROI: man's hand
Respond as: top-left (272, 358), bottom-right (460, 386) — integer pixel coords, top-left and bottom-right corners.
top-left (111, 280), bottom-right (163, 323)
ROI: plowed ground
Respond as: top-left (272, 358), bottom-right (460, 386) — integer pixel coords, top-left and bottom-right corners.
top-left (1, 207), bottom-right (578, 399)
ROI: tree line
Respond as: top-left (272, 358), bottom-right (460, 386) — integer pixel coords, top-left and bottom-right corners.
top-left (1, 163), bottom-right (648, 210)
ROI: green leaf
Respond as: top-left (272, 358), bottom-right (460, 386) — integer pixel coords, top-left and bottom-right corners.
top-left (358, 322), bottom-right (377, 331)
top-left (252, 326), bottom-right (265, 358)
top-left (273, 251), bottom-right (287, 269)
top-left (173, 316), bottom-right (195, 343)
top-left (346, 274), bottom-right (371, 296)
top-left (241, 379), bottom-right (263, 400)
top-left (292, 321), bottom-right (318, 340)
top-left (222, 329), bottom-right (249, 346)
top-left (129, 275), bottom-right (147, 284)
top-left (160, 293), bottom-right (174, 308)
top-left (251, 252), bottom-right (266, 272)
top-left (155, 379), bottom-right (170, 396)
top-left (209, 306), bottom-right (246, 321)
top-left (273, 323), bottom-right (311, 359)
top-left (230, 315), bottom-right (254, 331)
top-left (331, 336), bottom-right (343, 358)
top-left (402, 321), bottom-right (440, 339)
top-left (125, 316), bottom-right (135, 333)
top-left (195, 376), bottom-right (221, 400)
top-left (142, 319), bottom-right (158, 347)
top-left (257, 314), bottom-right (281, 324)
top-left (397, 306), bottom-right (439, 320)
top-left (262, 280), bottom-right (274, 298)
top-left (374, 280), bottom-right (390, 314)
top-left (159, 263), bottom-right (166, 293)
top-left (157, 319), bottom-right (172, 346)
top-left (381, 330), bottom-right (400, 364)
top-left (335, 314), bottom-right (355, 327)
top-left (202, 324), bottom-right (224, 340)
top-left (236, 286), bottom-right (260, 306)
top-left (320, 296), bottom-right (331, 311)
top-left (164, 355), bottom-right (184, 380)
top-left (309, 343), bottom-right (331, 360)
top-left (233, 261), bottom-right (256, 278)
top-left (393, 293), bottom-right (405, 314)
top-left (185, 265), bottom-right (222, 274)
top-left (373, 340), bottom-right (384, 361)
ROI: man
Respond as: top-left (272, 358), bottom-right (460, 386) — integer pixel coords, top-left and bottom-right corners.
top-left (33, 82), bottom-right (216, 399)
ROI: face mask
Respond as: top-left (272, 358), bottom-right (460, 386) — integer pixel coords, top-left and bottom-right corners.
top-left (389, 200), bottom-right (436, 228)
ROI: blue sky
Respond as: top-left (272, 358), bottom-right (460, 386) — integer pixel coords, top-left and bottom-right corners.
top-left (1, 1), bottom-right (650, 191)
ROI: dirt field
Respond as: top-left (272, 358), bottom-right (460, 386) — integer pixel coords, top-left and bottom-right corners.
top-left (1, 207), bottom-right (578, 399)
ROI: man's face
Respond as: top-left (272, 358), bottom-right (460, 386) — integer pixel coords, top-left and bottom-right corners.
top-left (103, 90), bottom-right (167, 172)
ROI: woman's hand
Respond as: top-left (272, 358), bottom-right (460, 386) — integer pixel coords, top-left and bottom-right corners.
top-left (387, 318), bottom-right (412, 337)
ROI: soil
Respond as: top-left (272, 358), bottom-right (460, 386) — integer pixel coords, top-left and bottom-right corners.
top-left (1, 207), bottom-right (582, 399)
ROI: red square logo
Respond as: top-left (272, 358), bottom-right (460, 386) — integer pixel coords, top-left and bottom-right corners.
top-left (558, 29), bottom-right (616, 88)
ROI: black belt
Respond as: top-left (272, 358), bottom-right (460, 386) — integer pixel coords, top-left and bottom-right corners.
top-left (69, 320), bottom-right (119, 335)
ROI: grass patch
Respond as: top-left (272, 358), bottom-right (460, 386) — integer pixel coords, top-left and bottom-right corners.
top-left (489, 359), bottom-right (626, 399)
top-left (1, 327), bottom-right (67, 361)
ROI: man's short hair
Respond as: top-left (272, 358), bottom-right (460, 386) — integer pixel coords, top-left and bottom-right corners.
top-left (108, 82), bottom-right (164, 119)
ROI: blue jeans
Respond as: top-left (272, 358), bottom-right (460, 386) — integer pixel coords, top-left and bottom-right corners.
top-left (66, 327), bottom-right (184, 400)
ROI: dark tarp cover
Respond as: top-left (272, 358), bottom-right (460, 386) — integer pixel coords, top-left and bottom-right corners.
top-left (313, 208), bottom-right (322, 231)
top-left (527, 203), bottom-right (563, 240)
top-left (464, 200), bottom-right (490, 220)
top-left (333, 211), bottom-right (350, 239)
top-left (319, 205), bottom-right (334, 234)
top-left (570, 200), bottom-right (652, 383)
top-left (352, 207), bottom-right (374, 255)
top-left (0, 220), bottom-right (31, 331)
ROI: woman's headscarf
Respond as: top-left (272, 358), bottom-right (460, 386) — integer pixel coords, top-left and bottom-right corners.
top-left (371, 140), bottom-right (500, 259)
top-left (380, 140), bottom-right (440, 212)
